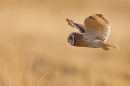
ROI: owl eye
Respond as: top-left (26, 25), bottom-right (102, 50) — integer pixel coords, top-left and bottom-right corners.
top-left (67, 34), bottom-right (75, 45)
top-left (69, 35), bottom-right (73, 40)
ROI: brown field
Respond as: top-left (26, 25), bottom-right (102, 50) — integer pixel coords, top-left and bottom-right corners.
top-left (0, 0), bottom-right (130, 86)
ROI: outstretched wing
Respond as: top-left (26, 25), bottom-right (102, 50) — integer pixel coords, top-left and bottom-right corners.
top-left (84, 14), bottom-right (110, 41)
top-left (66, 18), bottom-right (85, 33)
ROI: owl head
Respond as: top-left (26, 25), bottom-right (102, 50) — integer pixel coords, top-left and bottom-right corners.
top-left (67, 32), bottom-right (84, 46)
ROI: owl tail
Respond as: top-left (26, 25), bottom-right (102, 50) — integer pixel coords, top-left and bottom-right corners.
top-left (101, 42), bottom-right (119, 51)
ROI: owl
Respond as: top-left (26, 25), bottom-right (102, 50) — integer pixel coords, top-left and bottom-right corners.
top-left (66, 14), bottom-right (119, 50)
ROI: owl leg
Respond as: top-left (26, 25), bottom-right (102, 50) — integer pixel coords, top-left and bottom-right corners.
top-left (100, 41), bottom-right (119, 50)
top-left (101, 43), bottom-right (109, 50)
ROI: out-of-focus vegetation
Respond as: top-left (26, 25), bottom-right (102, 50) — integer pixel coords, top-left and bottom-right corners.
top-left (0, 0), bottom-right (130, 86)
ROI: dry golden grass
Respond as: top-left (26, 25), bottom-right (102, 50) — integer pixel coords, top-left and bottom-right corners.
top-left (0, 0), bottom-right (130, 86)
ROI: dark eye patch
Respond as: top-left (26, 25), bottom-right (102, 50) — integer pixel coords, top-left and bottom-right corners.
top-left (70, 36), bottom-right (73, 40)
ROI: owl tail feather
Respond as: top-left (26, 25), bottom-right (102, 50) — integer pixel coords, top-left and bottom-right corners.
top-left (101, 42), bottom-right (119, 51)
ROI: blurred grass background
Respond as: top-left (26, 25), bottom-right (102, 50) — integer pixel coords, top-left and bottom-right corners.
top-left (0, 0), bottom-right (130, 86)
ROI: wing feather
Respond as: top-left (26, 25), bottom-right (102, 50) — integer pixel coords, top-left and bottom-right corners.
top-left (66, 18), bottom-right (85, 33)
top-left (84, 14), bottom-right (110, 41)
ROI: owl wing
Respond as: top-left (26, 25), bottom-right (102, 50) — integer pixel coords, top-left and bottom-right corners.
top-left (66, 18), bottom-right (85, 33)
top-left (84, 14), bottom-right (111, 41)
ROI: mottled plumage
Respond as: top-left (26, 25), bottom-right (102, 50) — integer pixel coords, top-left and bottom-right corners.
top-left (66, 14), bottom-right (119, 50)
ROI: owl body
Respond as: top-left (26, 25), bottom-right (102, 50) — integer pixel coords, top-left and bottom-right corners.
top-left (68, 32), bottom-right (101, 48)
top-left (66, 14), bottom-right (119, 50)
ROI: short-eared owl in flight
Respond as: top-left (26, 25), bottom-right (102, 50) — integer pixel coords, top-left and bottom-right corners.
top-left (66, 14), bottom-right (119, 50)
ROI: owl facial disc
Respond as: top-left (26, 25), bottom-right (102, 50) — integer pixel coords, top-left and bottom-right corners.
top-left (67, 34), bottom-right (74, 45)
